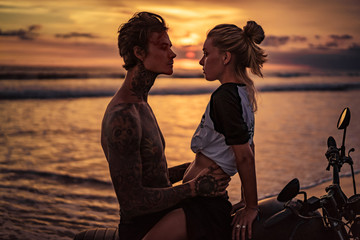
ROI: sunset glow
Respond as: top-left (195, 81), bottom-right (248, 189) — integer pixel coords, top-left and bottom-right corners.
top-left (0, 0), bottom-right (359, 75)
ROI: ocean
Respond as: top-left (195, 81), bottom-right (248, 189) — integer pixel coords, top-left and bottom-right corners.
top-left (1, 69), bottom-right (360, 239)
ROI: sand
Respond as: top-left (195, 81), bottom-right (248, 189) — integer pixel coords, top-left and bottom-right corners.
top-left (303, 174), bottom-right (360, 199)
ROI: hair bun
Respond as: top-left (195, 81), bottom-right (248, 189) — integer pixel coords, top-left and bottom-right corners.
top-left (243, 21), bottom-right (265, 44)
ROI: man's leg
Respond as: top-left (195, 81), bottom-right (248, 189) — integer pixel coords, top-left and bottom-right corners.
top-left (142, 208), bottom-right (187, 240)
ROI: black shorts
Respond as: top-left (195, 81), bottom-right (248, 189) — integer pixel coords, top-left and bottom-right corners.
top-left (118, 196), bottom-right (232, 240)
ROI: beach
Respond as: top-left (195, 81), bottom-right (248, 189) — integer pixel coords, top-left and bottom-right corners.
top-left (1, 75), bottom-right (360, 239)
top-left (305, 174), bottom-right (360, 199)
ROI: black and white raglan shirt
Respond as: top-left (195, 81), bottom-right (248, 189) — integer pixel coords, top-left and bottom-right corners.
top-left (191, 83), bottom-right (254, 176)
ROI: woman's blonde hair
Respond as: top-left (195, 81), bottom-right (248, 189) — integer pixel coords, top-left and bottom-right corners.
top-left (207, 21), bottom-right (267, 112)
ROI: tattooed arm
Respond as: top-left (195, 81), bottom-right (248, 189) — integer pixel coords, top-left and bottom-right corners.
top-left (105, 105), bottom-right (230, 220)
top-left (168, 162), bottom-right (191, 184)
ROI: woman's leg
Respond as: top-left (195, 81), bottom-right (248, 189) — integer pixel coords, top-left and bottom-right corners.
top-left (142, 208), bottom-right (187, 240)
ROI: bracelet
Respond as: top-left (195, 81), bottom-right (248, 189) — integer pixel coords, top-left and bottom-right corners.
top-left (247, 206), bottom-right (261, 221)
top-left (247, 206), bottom-right (260, 212)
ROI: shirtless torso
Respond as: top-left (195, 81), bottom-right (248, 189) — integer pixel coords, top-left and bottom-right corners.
top-left (101, 101), bottom-right (170, 187)
top-left (101, 89), bottom-right (189, 221)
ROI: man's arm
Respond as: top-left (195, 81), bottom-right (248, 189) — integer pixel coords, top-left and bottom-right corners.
top-left (168, 162), bottom-right (191, 184)
top-left (105, 106), bottom-right (229, 220)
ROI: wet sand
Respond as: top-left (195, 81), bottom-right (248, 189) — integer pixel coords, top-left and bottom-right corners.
top-left (303, 173), bottom-right (360, 199)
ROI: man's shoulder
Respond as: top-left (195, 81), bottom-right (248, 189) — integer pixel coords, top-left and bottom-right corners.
top-left (102, 103), bottom-right (144, 130)
top-left (102, 103), bottom-right (144, 149)
top-left (106, 102), bottom-right (147, 118)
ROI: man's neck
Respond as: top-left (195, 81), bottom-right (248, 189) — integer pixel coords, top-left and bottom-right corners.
top-left (124, 63), bottom-right (158, 102)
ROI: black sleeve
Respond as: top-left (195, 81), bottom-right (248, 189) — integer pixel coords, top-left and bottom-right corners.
top-left (210, 85), bottom-right (250, 145)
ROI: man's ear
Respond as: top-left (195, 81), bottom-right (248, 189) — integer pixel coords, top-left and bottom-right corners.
top-left (223, 51), bottom-right (231, 65)
top-left (133, 46), bottom-right (146, 61)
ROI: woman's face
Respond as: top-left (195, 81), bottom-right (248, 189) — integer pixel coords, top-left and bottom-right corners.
top-left (199, 37), bottom-right (225, 81)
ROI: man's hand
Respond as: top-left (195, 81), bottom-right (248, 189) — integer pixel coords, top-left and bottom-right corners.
top-left (192, 164), bottom-right (230, 197)
top-left (168, 162), bottom-right (191, 184)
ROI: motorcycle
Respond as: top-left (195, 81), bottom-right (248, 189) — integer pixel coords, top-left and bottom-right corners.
top-left (74, 107), bottom-right (359, 240)
top-left (248, 107), bottom-right (359, 240)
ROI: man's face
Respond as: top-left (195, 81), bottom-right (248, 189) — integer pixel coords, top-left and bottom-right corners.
top-left (142, 32), bottom-right (176, 75)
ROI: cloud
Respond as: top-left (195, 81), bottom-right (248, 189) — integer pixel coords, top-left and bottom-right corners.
top-left (55, 32), bottom-right (98, 39)
top-left (309, 42), bottom-right (337, 50)
top-left (264, 33), bottom-right (356, 52)
top-left (0, 25), bottom-right (41, 40)
top-left (329, 34), bottom-right (353, 41)
top-left (262, 35), bottom-right (308, 47)
top-left (349, 43), bottom-right (360, 50)
top-left (292, 36), bottom-right (307, 42)
top-left (309, 34), bottom-right (355, 50)
top-left (268, 45), bottom-right (360, 71)
top-left (262, 36), bottom-right (290, 47)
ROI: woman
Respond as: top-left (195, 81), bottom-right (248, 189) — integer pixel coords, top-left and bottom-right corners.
top-left (144, 21), bottom-right (266, 240)
top-left (184, 21), bottom-right (267, 240)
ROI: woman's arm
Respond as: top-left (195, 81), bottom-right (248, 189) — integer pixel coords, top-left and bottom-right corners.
top-left (231, 142), bottom-right (258, 240)
top-left (231, 141), bottom-right (255, 213)
top-left (233, 143), bottom-right (258, 208)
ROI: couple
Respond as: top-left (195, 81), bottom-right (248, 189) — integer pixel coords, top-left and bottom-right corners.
top-left (101, 12), bottom-right (267, 240)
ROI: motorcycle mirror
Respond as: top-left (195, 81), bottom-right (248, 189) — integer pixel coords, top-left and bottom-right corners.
top-left (277, 178), bottom-right (300, 202)
top-left (337, 107), bottom-right (351, 130)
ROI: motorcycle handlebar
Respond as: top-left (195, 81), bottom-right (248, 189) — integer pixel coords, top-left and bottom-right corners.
top-left (326, 136), bottom-right (340, 161)
top-left (328, 136), bottom-right (337, 148)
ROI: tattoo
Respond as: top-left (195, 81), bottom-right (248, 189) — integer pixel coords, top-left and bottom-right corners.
top-left (103, 103), bottom-right (193, 220)
top-left (195, 175), bottom-right (218, 196)
top-left (168, 162), bottom-right (191, 184)
top-left (108, 106), bottom-right (139, 154)
top-left (131, 62), bottom-right (157, 101)
top-left (115, 174), bottom-right (192, 220)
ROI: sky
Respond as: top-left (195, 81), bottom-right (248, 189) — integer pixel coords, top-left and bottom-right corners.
top-left (0, 0), bottom-right (359, 75)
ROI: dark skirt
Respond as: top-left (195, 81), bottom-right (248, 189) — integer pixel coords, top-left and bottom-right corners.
top-left (183, 196), bottom-right (232, 240)
top-left (118, 196), bottom-right (232, 240)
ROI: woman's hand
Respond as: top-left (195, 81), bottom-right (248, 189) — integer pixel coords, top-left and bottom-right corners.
top-left (231, 200), bottom-right (246, 214)
top-left (231, 206), bottom-right (259, 240)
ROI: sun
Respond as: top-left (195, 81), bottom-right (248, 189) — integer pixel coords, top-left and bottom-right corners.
top-left (185, 51), bottom-right (196, 59)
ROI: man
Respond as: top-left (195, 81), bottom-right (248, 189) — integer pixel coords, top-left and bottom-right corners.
top-left (101, 12), bottom-right (230, 239)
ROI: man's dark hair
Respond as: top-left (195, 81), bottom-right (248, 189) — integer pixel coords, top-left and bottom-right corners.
top-left (118, 12), bottom-right (168, 70)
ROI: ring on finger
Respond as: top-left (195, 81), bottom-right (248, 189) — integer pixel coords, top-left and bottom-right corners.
top-left (242, 225), bottom-right (246, 229)
top-left (235, 224), bottom-right (241, 229)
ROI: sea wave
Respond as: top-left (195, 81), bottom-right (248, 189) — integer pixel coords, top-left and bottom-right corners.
top-left (1, 65), bottom-right (359, 80)
top-left (259, 169), bottom-right (360, 200)
top-left (0, 168), bottom-right (111, 187)
top-left (259, 82), bottom-right (360, 92)
top-left (1, 82), bottom-right (360, 99)
top-left (0, 65), bottom-right (125, 80)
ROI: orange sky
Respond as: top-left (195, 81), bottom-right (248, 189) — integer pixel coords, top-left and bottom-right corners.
top-left (0, 0), bottom-right (359, 75)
